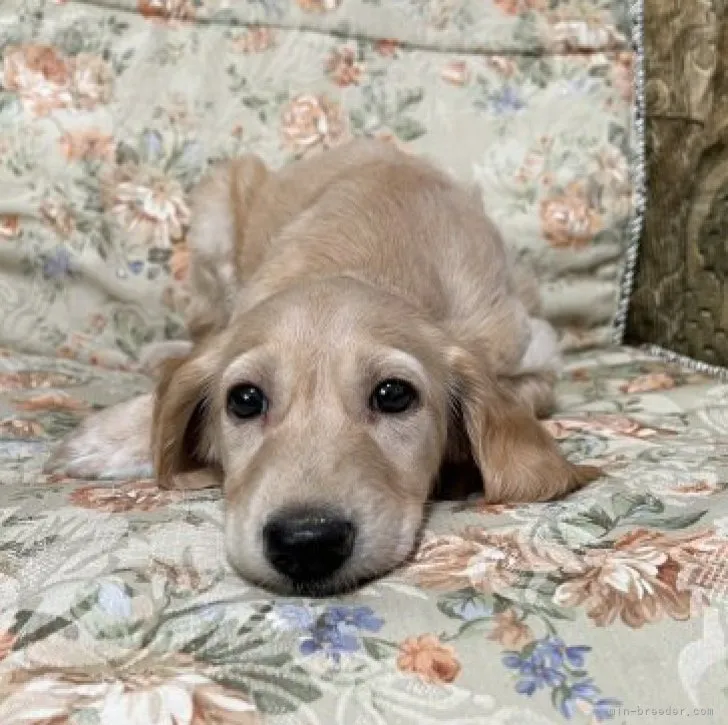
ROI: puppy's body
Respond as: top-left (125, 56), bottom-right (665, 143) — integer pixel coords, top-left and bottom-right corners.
top-left (48, 140), bottom-right (599, 595)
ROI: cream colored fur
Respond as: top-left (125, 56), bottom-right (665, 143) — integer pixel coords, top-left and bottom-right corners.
top-left (46, 139), bottom-right (600, 594)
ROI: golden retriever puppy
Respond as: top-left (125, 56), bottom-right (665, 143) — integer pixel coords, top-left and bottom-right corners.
top-left (46, 139), bottom-right (599, 595)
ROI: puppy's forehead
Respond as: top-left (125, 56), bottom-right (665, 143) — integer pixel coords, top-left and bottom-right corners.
top-left (222, 278), bottom-right (447, 375)
top-left (240, 280), bottom-right (407, 339)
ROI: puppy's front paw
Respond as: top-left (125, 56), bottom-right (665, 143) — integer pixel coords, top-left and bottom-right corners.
top-left (44, 394), bottom-right (154, 480)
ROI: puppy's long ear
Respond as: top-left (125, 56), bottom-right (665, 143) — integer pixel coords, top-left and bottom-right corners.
top-left (152, 346), bottom-right (221, 490)
top-left (448, 347), bottom-right (600, 503)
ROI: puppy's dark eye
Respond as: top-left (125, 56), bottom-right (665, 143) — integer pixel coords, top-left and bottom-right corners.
top-left (226, 384), bottom-right (268, 420)
top-left (370, 378), bottom-right (418, 415)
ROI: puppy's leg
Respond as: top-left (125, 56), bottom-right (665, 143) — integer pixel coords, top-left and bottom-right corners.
top-left (504, 371), bottom-right (558, 418)
top-left (44, 394), bottom-right (154, 480)
top-left (500, 317), bottom-right (561, 417)
top-left (183, 155), bottom-right (269, 339)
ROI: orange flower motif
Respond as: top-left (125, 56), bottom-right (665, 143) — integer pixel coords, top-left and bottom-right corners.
top-left (2, 43), bottom-right (72, 115)
top-left (2, 45), bottom-right (114, 115)
top-left (295, 0), bottom-right (342, 12)
top-left (13, 392), bottom-right (89, 412)
top-left (408, 528), bottom-right (561, 593)
top-left (488, 609), bottom-right (534, 649)
top-left (494, 0), bottom-right (545, 15)
top-left (170, 242), bottom-right (190, 281)
top-left (673, 480), bottom-right (722, 496)
top-left (280, 94), bottom-right (349, 154)
top-left (0, 418), bottom-right (45, 438)
top-left (40, 197), bottom-right (75, 237)
top-left (397, 634), bottom-right (461, 683)
top-left (151, 559), bottom-right (212, 594)
top-left (71, 53), bottom-right (113, 110)
top-left (56, 344), bottom-right (77, 360)
top-left (102, 163), bottom-right (191, 248)
top-left (0, 653), bottom-right (260, 725)
top-left (569, 367), bottom-right (591, 381)
top-left (540, 189), bottom-right (602, 248)
top-left (611, 51), bottom-right (634, 101)
top-left (543, 414), bottom-right (673, 441)
top-left (0, 214), bottom-right (20, 239)
top-left (88, 313), bottom-right (107, 333)
top-left (325, 46), bottom-right (365, 87)
top-left (372, 130), bottom-right (404, 147)
top-left (0, 631), bottom-right (17, 660)
top-left (548, 19), bottom-right (623, 53)
top-left (620, 372), bottom-right (676, 394)
top-left (553, 528), bottom-right (721, 628)
top-left (486, 55), bottom-right (517, 77)
top-left (671, 530), bottom-right (728, 599)
top-left (70, 480), bottom-right (182, 513)
top-left (441, 60), bottom-right (470, 87)
top-left (231, 26), bottom-right (277, 54)
top-left (407, 533), bottom-right (482, 590)
top-left (468, 502), bottom-right (517, 516)
top-left (375, 39), bottom-right (400, 57)
top-left (59, 129), bottom-right (115, 161)
top-left (0, 370), bottom-right (77, 391)
top-left (138, 0), bottom-right (197, 23)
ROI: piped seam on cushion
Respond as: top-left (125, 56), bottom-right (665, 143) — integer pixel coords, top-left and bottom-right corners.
top-left (611, 0), bottom-right (646, 345)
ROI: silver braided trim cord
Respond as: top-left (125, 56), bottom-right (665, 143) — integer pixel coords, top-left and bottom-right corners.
top-left (612, 0), bottom-right (646, 344)
top-left (640, 344), bottom-right (728, 380)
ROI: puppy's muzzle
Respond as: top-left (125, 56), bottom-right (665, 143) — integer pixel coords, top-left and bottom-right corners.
top-left (263, 507), bottom-right (356, 583)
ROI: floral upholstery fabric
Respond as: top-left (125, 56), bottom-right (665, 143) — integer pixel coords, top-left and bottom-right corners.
top-left (0, 346), bottom-right (725, 723)
top-left (0, 0), bottom-right (637, 367)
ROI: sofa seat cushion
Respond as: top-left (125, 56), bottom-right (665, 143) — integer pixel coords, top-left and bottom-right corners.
top-left (0, 345), bottom-right (724, 722)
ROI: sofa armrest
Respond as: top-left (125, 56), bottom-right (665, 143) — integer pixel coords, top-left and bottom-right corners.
top-left (627, 0), bottom-right (728, 368)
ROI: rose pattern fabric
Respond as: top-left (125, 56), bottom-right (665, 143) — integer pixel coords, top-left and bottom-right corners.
top-left (0, 0), bottom-right (637, 366)
top-left (0, 345), bottom-right (725, 723)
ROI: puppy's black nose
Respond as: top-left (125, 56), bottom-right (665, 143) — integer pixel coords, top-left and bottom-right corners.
top-left (263, 508), bottom-right (355, 582)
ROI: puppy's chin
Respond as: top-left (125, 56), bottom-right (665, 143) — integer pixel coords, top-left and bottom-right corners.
top-left (261, 572), bottom-right (375, 599)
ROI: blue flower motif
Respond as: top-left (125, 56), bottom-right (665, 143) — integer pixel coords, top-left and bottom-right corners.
top-left (453, 598), bottom-right (492, 621)
top-left (534, 637), bottom-right (566, 668)
top-left (571, 679), bottom-right (599, 699)
top-left (560, 680), bottom-right (601, 719)
top-left (278, 604), bottom-right (385, 663)
top-left (299, 627), bottom-right (359, 660)
top-left (492, 85), bottom-right (525, 114)
top-left (503, 635), bottom-right (620, 720)
top-left (560, 695), bottom-right (576, 720)
top-left (43, 247), bottom-right (74, 280)
top-left (274, 604), bottom-right (315, 630)
top-left (97, 581), bottom-right (132, 618)
top-left (516, 678), bottom-right (538, 696)
top-left (502, 653), bottom-right (522, 670)
top-left (565, 645), bottom-right (591, 668)
top-left (324, 605), bottom-right (384, 632)
top-left (507, 641), bottom-right (566, 695)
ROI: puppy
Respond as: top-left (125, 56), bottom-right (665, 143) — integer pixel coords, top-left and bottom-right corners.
top-left (46, 139), bottom-right (600, 595)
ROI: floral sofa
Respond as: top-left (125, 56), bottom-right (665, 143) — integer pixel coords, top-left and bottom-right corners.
top-left (0, 1), bottom-right (726, 724)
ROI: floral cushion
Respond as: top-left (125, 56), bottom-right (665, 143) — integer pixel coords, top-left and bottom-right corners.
top-left (0, 0), bottom-right (638, 367)
top-left (0, 345), bottom-right (725, 723)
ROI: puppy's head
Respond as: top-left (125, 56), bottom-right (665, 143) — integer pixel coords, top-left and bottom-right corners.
top-left (153, 276), bottom-right (597, 595)
top-left (154, 278), bottom-right (451, 594)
